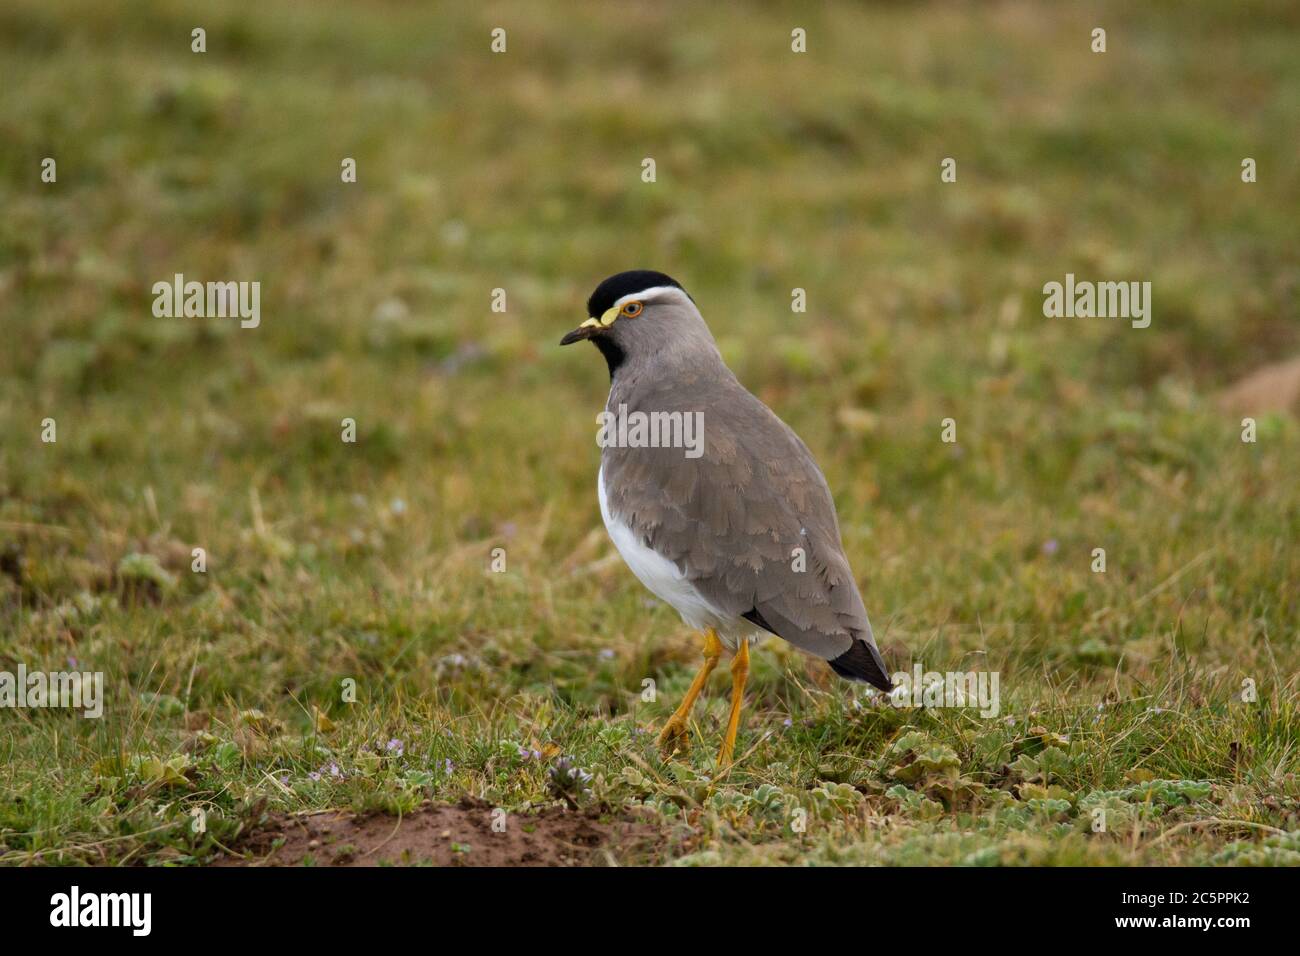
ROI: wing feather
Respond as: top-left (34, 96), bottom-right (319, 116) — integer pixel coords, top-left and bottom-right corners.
top-left (601, 375), bottom-right (880, 664)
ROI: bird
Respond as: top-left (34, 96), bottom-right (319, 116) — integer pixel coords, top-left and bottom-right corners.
top-left (561, 270), bottom-right (892, 768)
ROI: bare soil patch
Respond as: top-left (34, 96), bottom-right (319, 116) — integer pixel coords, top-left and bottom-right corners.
top-left (218, 798), bottom-right (663, 866)
top-left (1218, 354), bottom-right (1300, 415)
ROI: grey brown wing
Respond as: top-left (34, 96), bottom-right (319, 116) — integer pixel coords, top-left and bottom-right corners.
top-left (601, 381), bottom-right (880, 666)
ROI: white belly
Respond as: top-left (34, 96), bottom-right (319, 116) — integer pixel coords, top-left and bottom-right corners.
top-left (598, 466), bottom-right (759, 649)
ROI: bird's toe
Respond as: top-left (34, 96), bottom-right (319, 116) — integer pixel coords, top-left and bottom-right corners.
top-left (656, 719), bottom-right (691, 756)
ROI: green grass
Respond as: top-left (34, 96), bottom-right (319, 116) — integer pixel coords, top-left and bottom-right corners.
top-left (1, 0), bottom-right (1298, 865)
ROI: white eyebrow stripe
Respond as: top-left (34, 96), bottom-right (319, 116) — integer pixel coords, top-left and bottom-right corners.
top-left (610, 286), bottom-right (686, 311)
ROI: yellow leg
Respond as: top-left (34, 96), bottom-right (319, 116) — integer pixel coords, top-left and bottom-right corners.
top-left (657, 628), bottom-right (723, 756)
top-left (717, 639), bottom-right (750, 768)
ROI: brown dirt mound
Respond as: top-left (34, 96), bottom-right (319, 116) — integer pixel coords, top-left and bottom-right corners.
top-left (218, 798), bottom-right (663, 866)
top-left (1218, 354), bottom-right (1300, 416)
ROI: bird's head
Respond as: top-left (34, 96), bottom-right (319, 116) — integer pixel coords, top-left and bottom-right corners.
top-left (560, 270), bottom-right (715, 378)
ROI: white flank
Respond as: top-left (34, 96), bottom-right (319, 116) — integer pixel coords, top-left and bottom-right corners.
top-left (597, 466), bottom-right (758, 649)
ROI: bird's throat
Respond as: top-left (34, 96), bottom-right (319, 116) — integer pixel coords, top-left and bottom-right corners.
top-left (592, 337), bottom-right (625, 379)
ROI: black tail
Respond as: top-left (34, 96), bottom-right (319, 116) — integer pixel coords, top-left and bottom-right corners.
top-left (828, 639), bottom-right (892, 691)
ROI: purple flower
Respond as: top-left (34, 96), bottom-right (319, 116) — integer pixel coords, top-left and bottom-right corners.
top-left (386, 738), bottom-right (405, 757)
top-left (1041, 539), bottom-right (1059, 556)
top-left (547, 756), bottom-right (593, 800)
top-left (308, 771), bottom-right (322, 782)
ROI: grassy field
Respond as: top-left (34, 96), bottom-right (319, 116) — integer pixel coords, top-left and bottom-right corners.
top-left (1, 0), bottom-right (1298, 866)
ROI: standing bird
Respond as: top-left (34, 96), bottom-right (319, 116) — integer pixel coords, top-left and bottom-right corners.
top-left (561, 271), bottom-right (892, 768)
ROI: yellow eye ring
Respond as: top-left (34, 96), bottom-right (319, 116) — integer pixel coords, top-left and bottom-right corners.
top-left (622, 301), bottom-right (643, 317)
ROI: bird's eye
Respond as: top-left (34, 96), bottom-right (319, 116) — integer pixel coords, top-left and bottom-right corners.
top-left (622, 301), bottom-right (643, 317)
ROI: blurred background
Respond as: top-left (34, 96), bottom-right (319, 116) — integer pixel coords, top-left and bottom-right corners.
top-left (0, 0), bottom-right (1297, 864)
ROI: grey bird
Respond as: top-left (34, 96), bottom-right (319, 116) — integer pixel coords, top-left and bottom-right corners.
top-left (561, 270), bottom-right (891, 767)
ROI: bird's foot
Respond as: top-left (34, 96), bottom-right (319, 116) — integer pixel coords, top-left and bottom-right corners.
top-left (656, 718), bottom-right (690, 756)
